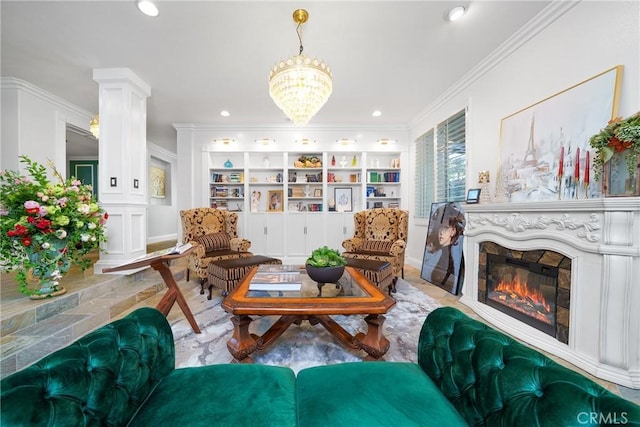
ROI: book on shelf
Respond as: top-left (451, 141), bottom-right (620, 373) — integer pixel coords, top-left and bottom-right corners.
top-left (249, 271), bottom-right (302, 291)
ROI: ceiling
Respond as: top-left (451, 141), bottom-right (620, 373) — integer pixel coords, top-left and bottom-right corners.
top-left (1, 1), bottom-right (551, 154)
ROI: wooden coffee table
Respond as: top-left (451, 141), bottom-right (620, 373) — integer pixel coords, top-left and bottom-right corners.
top-left (221, 266), bottom-right (396, 363)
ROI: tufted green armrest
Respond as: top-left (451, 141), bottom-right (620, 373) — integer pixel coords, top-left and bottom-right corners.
top-left (417, 307), bottom-right (640, 426)
top-left (1, 307), bottom-right (175, 426)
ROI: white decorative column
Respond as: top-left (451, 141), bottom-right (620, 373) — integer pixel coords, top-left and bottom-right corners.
top-left (93, 68), bottom-right (151, 272)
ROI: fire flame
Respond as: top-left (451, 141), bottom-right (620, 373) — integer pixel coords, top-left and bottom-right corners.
top-left (495, 276), bottom-right (551, 313)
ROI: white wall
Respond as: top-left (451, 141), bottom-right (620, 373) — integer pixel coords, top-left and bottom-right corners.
top-left (1, 78), bottom-right (93, 175)
top-left (405, 1), bottom-right (640, 270)
top-left (148, 143), bottom-right (178, 244)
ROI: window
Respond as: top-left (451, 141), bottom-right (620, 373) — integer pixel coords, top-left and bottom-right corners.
top-left (414, 109), bottom-right (466, 218)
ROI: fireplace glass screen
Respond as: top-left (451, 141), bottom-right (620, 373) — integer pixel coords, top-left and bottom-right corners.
top-left (485, 253), bottom-right (558, 336)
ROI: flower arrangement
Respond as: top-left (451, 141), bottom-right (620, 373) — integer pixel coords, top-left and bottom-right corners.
top-left (588, 112), bottom-right (640, 181)
top-left (0, 156), bottom-right (108, 296)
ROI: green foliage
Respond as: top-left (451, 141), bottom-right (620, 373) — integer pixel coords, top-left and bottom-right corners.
top-left (305, 246), bottom-right (346, 267)
top-left (0, 156), bottom-right (108, 296)
top-left (589, 112), bottom-right (640, 181)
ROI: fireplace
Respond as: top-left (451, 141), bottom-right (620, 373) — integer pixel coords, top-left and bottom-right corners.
top-left (484, 253), bottom-right (558, 337)
top-left (477, 242), bottom-right (571, 344)
top-left (460, 199), bottom-right (640, 389)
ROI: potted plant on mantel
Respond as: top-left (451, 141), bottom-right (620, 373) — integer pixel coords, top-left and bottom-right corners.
top-left (589, 112), bottom-right (640, 197)
top-left (305, 246), bottom-right (347, 284)
top-left (0, 156), bottom-right (108, 298)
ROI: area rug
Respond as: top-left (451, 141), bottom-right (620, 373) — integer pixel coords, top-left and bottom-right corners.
top-left (168, 279), bottom-right (441, 373)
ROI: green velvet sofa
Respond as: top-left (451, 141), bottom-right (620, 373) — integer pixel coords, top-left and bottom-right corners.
top-left (2, 306), bottom-right (638, 426)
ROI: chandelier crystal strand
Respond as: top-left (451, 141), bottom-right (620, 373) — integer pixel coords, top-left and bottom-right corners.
top-left (269, 9), bottom-right (332, 126)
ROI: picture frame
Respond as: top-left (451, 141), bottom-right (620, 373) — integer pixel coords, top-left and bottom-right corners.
top-left (267, 190), bottom-right (283, 212)
top-left (498, 65), bottom-right (622, 202)
top-left (420, 202), bottom-right (466, 295)
top-left (314, 188), bottom-right (323, 197)
top-left (466, 188), bottom-right (481, 204)
top-left (334, 187), bottom-right (352, 212)
top-left (150, 165), bottom-right (166, 198)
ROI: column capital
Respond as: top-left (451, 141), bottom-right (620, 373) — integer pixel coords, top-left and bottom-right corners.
top-left (93, 68), bottom-right (151, 97)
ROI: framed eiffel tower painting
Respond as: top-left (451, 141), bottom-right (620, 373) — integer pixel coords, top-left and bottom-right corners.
top-left (497, 65), bottom-right (622, 202)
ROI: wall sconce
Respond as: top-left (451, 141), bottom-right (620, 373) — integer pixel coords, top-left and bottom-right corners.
top-left (377, 139), bottom-right (397, 145)
top-left (337, 138), bottom-right (356, 146)
top-left (297, 139), bottom-right (316, 145)
top-left (89, 115), bottom-right (100, 139)
top-left (213, 138), bottom-right (235, 145)
top-left (255, 138), bottom-right (275, 145)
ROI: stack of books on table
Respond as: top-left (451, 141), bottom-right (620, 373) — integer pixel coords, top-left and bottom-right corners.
top-left (249, 265), bottom-right (302, 291)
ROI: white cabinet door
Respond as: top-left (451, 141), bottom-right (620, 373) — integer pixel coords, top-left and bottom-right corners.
top-left (305, 212), bottom-right (325, 253)
top-left (286, 212), bottom-right (307, 257)
top-left (265, 213), bottom-right (285, 257)
top-left (325, 212), bottom-right (354, 251)
top-left (247, 213), bottom-right (285, 257)
top-left (286, 212), bottom-right (325, 258)
top-left (247, 213), bottom-right (267, 254)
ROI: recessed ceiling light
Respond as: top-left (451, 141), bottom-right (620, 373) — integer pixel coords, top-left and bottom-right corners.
top-left (220, 110), bottom-right (230, 117)
top-left (448, 6), bottom-right (466, 21)
top-left (137, 0), bottom-right (159, 17)
top-left (372, 110), bottom-right (382, 117)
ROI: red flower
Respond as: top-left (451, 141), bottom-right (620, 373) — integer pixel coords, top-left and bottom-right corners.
top-left (35, 218), bottom-right (51, 229)
top-left (27, 216), bottom-right (36, 224)
top-left (21, 237), bottom-right (32, 246)
top-left (10, 224), bottom-right (29, 236)
top-left (104, 212), bottom-right (109, 220)
top-left (608, 137), bottom-right (633, 153)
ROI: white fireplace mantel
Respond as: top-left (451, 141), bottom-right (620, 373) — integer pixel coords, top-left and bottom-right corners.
top-left (461, 197), bottom-right (640, 388)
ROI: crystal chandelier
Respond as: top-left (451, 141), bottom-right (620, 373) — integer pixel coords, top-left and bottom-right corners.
top-left (269, 9), bottom-right (332, 126)
top-left (89, 114), bottom-right (100, 139)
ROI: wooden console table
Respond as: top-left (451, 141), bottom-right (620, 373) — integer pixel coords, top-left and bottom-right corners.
top-left (102, 248), bottom-right (201, 334)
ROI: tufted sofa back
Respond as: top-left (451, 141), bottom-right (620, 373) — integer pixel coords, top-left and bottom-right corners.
top-left (1, 308), bottom-right (175, 427)
top-left (418, 307), bottom-right (640, 426)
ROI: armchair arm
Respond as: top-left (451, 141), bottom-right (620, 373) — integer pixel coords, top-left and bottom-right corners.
top-left (389, 239), bottom-right (407, 257)
top-left (187, 240), bottom-right (206, 258)
top-left (342, 237), bottom-right (363, 252)
top-left (230, 237), bottom-right (251, 252)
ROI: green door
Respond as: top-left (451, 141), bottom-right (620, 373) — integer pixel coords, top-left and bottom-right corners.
top-left (69, 160), bottom-right (99, 198)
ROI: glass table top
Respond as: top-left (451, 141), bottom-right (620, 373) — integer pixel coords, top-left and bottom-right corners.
top-left (245, 266), bottom-right (371, 299)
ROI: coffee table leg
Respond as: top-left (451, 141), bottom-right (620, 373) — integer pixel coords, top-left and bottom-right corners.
top-left (227, 315), bottom-right (257, 363)
top-left (355, 314), bottom-right (390, 360)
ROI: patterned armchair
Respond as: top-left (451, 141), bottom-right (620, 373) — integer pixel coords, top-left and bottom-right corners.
top-left (180, 208), bottom-right (252, 293)
top-left (342, 208), bottom-right (409, 284)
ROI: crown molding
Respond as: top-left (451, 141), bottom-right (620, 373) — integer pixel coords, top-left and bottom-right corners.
top-left (409, 0), bottom-right (579, 127)
top-left (172, 122), bottom-right (410, 132)
top-left (1, 77), bottom-right (94, 120)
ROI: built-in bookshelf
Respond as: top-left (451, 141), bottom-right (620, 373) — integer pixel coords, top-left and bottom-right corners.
top-left (205, 149), bottom-right (404, 261)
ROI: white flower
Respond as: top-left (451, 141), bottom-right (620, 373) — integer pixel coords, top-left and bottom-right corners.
top-left (41, 242), bottom-right (50, 249)
top-left (87, 222), bottom-right (96, 230)
top-left (55, 229), bottom-right (67, 239)
top-left (80, 234), bottom-right (91, 242)
top-left (77, 204), bottom-right (91, 215)
top-left (90, 236), bottom-right (96, 242)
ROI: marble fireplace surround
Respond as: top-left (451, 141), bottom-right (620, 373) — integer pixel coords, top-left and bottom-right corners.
top-left (461, 198), bottom-right (640, 389)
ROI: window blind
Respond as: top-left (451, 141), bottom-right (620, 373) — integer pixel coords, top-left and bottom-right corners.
top-left (414, 129), bottom-right (434, 218)
top-left (414, 109), bottom-right (466, 219)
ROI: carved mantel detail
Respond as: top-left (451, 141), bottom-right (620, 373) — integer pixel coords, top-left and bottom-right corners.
top-left (466, 212), bottom-right (601, 242)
